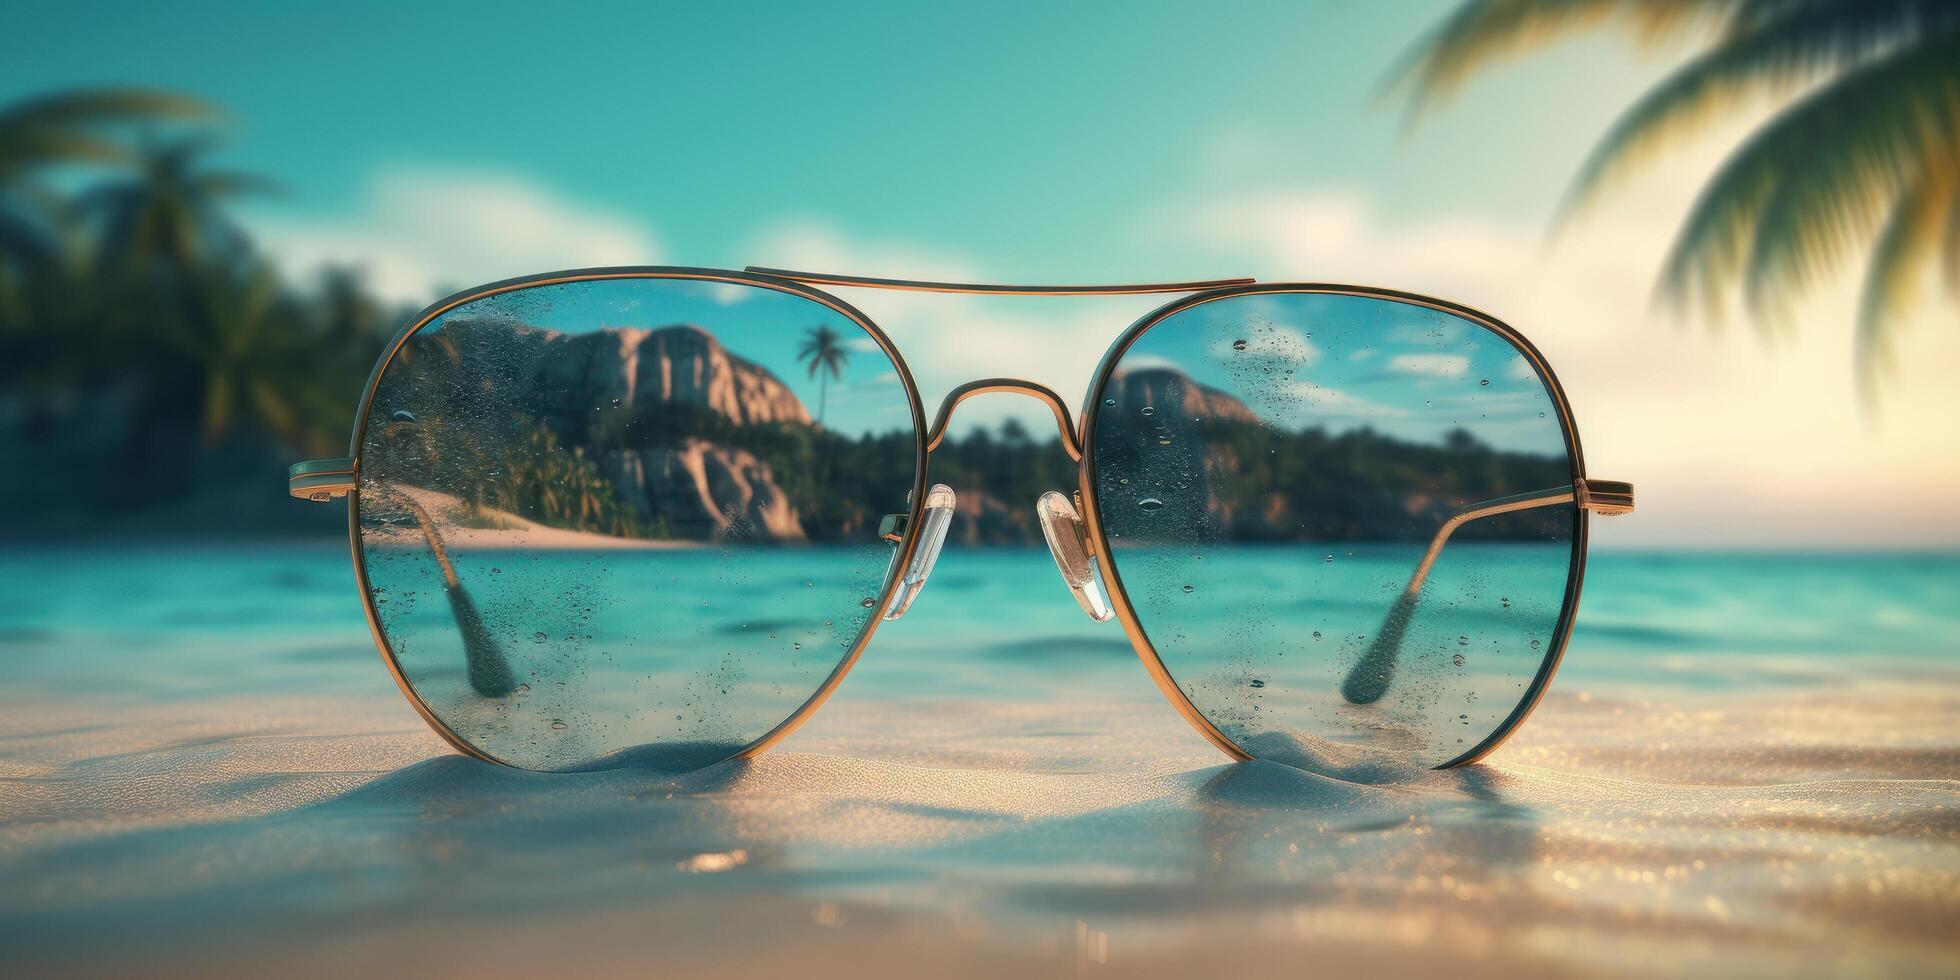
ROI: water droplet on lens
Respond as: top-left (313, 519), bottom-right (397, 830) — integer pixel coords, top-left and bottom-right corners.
top-left (1232, 339), bottom-right (1248, 351)
top-left (1137, 497), bottom-right (1164, 512)
top-left (1530, 639), bottom-right (1542, 649)
top-left (390, 410), bottom-right (417, 423)
top-left (1479, 379), bottom-right (1490, 387)
top-left (1323, 554), bottom-right (1333, 563)
top-left (1140, 405), bottom-right (1155, 416)
top-left (793, 642), bottom-right (802, 650)
top-left (859, 596), bottom-right (876, 608)
top-left (533, 631), bottom-right (547, 642)
top-left (1501, 596), bottom-right (1512, 608)
top-left (549, 718), bottom-right (568, 731)
top-left (1104, 397), bottom-right (1117, 406)
top-left (1457, 635), bottom-right (1469, 645)
top-left (610, 397), bottom-right (622, 407)
top-left (1453, 653), bottom-right (1467, 667)
top-left (1181, 584), bottom-right (1195, 593)
top-left (1248, 678), bottom-right (1265, 688)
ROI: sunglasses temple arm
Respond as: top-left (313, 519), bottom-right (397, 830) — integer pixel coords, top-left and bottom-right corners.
top-left (368, 486), bottom-right (518, 699)
top-left (1338, 484), bottom-right (1583, 706)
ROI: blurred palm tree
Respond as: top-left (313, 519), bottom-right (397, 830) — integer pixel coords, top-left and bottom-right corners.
top-left (163, 264), bottom-right (335, 451)
top-left (82, 135), bottom-right (277, 277)
top-left (0, 89), bottom-right (215, 357)
top-left (1395, 0), bottom-right (1960, 402)
top-left (796, 324), bottom-right (850, 424)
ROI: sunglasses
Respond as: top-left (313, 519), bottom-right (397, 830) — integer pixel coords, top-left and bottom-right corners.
top-left (289, 266), bottom-right (1634, 774)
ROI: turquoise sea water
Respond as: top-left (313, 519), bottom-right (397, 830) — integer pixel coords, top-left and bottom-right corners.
top-left (2, 546), bottom-right (1955, 716)
top-left (2, 545), bottom-right (1957, 978)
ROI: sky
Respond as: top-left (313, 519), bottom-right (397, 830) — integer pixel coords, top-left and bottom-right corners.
top-left (6, 0), bottom-right (1957, 547)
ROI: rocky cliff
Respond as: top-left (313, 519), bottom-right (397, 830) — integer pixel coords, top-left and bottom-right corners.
top-left (439, 319), bottom-right (810, 430)
top-left (1099, 367), bottom-right (1261, 428)
top-left (427, 319), bottom-right (812, 541)
top-left (603, 440), bottom-right (805, 541)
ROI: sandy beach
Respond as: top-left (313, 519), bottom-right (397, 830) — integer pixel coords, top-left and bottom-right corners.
top-left (1, 546), bottom-right (1955, 978)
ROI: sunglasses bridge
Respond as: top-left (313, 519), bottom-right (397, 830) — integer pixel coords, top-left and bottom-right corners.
top-left (874, 378), bottom-right (1114, 625)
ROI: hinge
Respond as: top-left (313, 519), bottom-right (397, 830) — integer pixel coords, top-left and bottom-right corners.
top-left (1576, 478), bottom-right (1635, 516)
top-left (289, 457), bottom-right (357, 502)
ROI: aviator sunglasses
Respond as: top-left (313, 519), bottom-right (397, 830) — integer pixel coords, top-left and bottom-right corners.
top-left (289, 266), bottom-right (1635, 773)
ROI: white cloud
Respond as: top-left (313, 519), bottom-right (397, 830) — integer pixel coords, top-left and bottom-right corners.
top-left (1288, 380), bottom-right (1408, 417)
top-left (247, 168), bottom-right (662, 305)
top-left (1386, 353), bottom-right (1469, 378)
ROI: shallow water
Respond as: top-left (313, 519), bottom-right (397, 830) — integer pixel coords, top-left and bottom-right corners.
top-left (0, 546), bottom-right (1956, 977)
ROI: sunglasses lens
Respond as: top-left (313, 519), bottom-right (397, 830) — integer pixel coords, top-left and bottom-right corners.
top-left (355, 277), bottom-right (917, 771)
top-left (1089, 292), bottom-right (1578, 769)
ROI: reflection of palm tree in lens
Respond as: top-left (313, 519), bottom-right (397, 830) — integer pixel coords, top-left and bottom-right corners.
top-left (1398, 1), bottom-right (1960, 400)
top-left (796, 324), bottom-right (850, 426)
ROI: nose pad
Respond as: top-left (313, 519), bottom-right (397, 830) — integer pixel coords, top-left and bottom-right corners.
top-left (879, 484), bottom-right (956, 620)
top-left (1036, 491), bottom-right (1115, 623)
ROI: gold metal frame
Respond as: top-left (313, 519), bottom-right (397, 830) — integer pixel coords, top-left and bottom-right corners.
top-left (298, 266), bottom-right (1632, 772)
top-left (747, 267), bottom-right (1255, 297)
top-left (927, 378), bottom-right (1084, 461)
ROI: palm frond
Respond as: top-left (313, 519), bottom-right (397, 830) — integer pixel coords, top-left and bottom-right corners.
top-left (1943, 170), bottom-right (1960, 292)
top-left (195, 169), bottom-right (283, 200)
top-left (1855, 172), bottom-right (1954, 405)
top-left (1740, 32), bottom-right (1960, 312)
top-left (0, 88), bottom-right (217, 130)
top-left (1390, 0), bottom-right (1732, 120)
top-left (1656, 29), bottom-right (1960, 319)
top-left (0, 89), bottom-right (219, 184)
top-left (1560, 0), bottom-right (1946, 217)
top-left (0, 130), bottom-right (132, 178)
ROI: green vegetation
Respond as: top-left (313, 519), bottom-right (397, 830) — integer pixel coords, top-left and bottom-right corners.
top-left (1396, 0), bottom-right (1960, 402)
top-left (1, 89), bottom-right (389, 458)
top-left (1, 88), bottom-right (407, 535)
top-left (1097, 417), bottom-right (1571, 544)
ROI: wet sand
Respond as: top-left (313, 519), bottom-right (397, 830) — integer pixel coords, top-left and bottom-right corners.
top-left (2, 674), bottom-right (1955, 978)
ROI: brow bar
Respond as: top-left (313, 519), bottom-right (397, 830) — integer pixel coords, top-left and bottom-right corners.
top-left (746, 267), bottom-right (1256, 296)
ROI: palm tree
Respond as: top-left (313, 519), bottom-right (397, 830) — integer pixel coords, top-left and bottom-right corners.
top-left (160, 263), bottom-right (339, 452)
top-left (0, 88), bottom-right (215, 358)
top-left (81, 135), bottom-right (277, 277)
top-left (1394, 0), bottom-right (1960, 403)
top-left (796, 324), bottom-right (851, 425)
